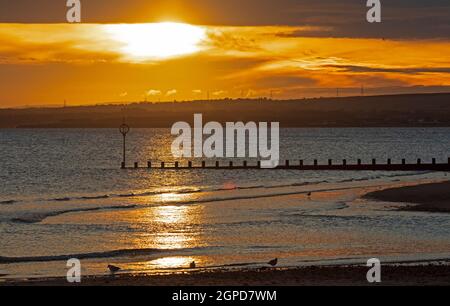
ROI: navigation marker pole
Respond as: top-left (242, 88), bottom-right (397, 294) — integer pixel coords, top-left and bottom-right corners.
top-left (120, 123), bottom-right (130, 169)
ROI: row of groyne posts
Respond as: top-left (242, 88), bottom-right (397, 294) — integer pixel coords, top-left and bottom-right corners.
top-left (119, 124), bottom-right (450, 171)
top-left (122, 158), bottom-right (450, 171)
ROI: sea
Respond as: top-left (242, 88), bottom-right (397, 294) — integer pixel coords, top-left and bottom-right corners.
top-left (1, 128), bottom-right (450, 279)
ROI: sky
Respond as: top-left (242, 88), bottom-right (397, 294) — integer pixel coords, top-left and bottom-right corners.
top-left (0, 0), bottom-right (449, 107)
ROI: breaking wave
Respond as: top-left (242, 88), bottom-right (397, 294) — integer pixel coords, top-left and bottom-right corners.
top-left (0, 247), bottom-right (208, 264)
top-left (5, 171), bottom-right (426, 206)
top-left (11, 204), bottom-right (137, 224)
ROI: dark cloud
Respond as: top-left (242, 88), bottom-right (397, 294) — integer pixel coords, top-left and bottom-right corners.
top-left (326, 65), bottom-right (450, 74)
top-left (0, 0), bottom-right (448, 38)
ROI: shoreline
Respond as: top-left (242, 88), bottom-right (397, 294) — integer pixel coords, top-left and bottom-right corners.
top-left (2, 261), bottom-right (450, 286)
top-left (364, 181), bottom-right (450, 213)
top-left (2, 179), bottom-right (450, 286)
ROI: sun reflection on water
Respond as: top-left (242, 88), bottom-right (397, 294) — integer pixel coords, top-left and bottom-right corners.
top-left (158, 193), bottom-right (192, 204)
top-left (149, 256), bottom-right (198, 269)
top-left (130, 202), bottom-right (205, 251)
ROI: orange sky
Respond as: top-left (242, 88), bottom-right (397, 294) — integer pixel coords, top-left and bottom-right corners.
top-left (0, 22), bottom-right (449, 107)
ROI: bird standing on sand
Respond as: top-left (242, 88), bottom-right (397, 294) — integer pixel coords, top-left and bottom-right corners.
top-left (108, 265), bottom-right (121, 275)
top-left (190, 261), bottom-right (196, 269)
top-left (268, 258), bottom-right (278, 267)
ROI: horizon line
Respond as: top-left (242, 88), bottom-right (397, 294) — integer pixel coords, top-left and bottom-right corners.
top-left (2, 92), bottom-right (450, 110)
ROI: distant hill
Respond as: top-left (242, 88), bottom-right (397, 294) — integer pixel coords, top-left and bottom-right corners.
top-left (1, 93), bottom-right (450, 128)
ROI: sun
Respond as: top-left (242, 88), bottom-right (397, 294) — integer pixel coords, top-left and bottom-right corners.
top-left (104, 22), bottom-right (206, 60)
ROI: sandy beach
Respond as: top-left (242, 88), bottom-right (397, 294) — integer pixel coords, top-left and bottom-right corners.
top-left (2, 262), bottom-right (450, 286)
top-left (365, 181), bottom-right (450, 213)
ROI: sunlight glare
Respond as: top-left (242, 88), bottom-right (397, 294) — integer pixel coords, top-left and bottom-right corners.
top-left (150, 256), bottom-right (197, 269)
top-left (104, 22), bottom-right (206, 60)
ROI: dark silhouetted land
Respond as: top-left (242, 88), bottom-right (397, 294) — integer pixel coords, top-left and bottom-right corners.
top-left (365, 181), bottom-right (450, 213)
top-left (1, 93), bottom-right (449, 128)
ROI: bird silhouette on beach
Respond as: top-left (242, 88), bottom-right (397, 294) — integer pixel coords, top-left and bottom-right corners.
top-left (268, 258), bottom-right (278, 267)
top-left (108, 265), bottom-right (121, 275)
top-left (190, 261), bottom-right (196, 269)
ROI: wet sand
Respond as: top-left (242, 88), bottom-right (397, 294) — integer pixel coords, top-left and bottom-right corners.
top-left (2, 263), bottom-right (450, 286)
top-left (364, 181), bottom-right (450, 213)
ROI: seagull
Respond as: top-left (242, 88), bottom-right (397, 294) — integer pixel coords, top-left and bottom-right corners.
top-left (268, 258), bottom-right (278, 267)
top-left (190, 261), bottom-right (196, 269)
top-left (108, 265), bottom-right (121, 275)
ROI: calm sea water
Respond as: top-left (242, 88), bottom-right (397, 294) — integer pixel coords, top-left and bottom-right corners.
top-left (1, 128), bottom-right (450, 279)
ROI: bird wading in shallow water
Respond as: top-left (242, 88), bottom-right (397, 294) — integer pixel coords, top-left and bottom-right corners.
top-left (268, 258), bottom-right (278, 267)
top-left (108, 265), bottom-right (121, 275)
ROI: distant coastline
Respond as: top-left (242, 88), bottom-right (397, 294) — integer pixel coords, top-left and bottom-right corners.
top-left (1, 93), bottom-right (450, 128)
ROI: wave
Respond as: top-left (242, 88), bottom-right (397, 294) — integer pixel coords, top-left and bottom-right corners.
top-left (95, 171), bottom-right (427, 200)
top-left (201, 181), bottom-right (327, 193)
top-left (161, 185), bottom-right (363, 207)
top-left (9, 185), bottom-right (363, 225)
top-left (52, 197), bottom-right (71, 202)
top-left (80, 195), bottom-right (110, 200)
top-left (335, 171), bottom-right (426, 184)
top-left (384, 171), bottom-right (432, 178)
top-left (12, 170), bottom-right (430, 206)
top-left (11, 204), bottom-right (137, 224)
top-left (41, 188), bottom-right (202, 203)
top-left (0, 247), bottom-right (207, 264)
